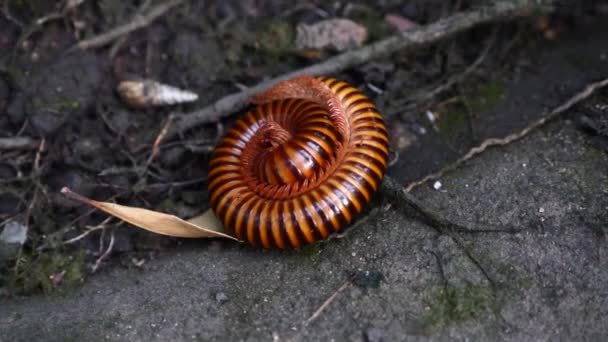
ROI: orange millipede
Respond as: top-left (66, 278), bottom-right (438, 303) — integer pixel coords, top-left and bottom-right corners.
top-left (208, 75), bottom-right (389, 248)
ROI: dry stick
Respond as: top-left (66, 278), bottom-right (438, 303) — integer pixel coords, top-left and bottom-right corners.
top-left (92, 229), bottom-right (115, 273)
top-left (2, 0), bottom-right (23, 27)
top-left (74, 0), bottom-right (183, 50)
top-left (9, 0), bottom-right (86, 56)
top-left (62, 217), bottom-right (113, 245)
top-left (303, 281), bottom-right (351, 326)
top-left (405, 76), bottom-right (608, 192)
top-left (168, 1), bottom-right (552, 140)
top-left (35, 0), bottom-right (85, 26)
top-left (0, 137), bottom-right (39, 150)
top-left (145, 117), bottom-right (173, 168)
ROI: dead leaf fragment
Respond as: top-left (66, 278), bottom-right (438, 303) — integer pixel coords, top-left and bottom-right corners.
top-left (296, 18), bottom-right (367, 52)
top-left (60, 187), bottom-right (239, 241)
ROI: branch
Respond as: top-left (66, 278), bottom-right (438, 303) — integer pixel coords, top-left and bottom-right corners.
top-left (168, 0), bottom-right (553, 139)
top-left (0, 136), bottom-right (39, 150)
top-left (73, 0), bottom-right (184, 50)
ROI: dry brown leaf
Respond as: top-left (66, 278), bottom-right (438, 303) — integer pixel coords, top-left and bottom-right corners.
top-left (61, 187), bottom-right (239, 241)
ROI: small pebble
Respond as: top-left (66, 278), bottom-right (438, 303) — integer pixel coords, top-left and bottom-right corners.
top-left (432, 180), bottom-right (442, 190)
top-left (351, 270), bottom-right (383, 289)
top-left (215, 292), bottom-right (228, 304)
top-left (364, 327), bottom-right (385, 342)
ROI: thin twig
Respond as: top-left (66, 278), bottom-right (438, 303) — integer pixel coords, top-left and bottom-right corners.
top-left (62, 217), bottom-right (113, 245)
top-left (167, 1), bottom-right (552, 139)
top-left (74, 0), bottom-right (183, 50)
top-left (10, 0), bottom-right (87, 56)
top-left (33, 138), bottom-right (46, 173)
top-left (145, 116), bottom-right (173, 169)
top-left (0, 137), bottom-right (39, 150)
top-left (405, 76), bottom-right (608, 191)
top-left (303, 281), bottom-right (351, 326)
top-left (92, 229), bottom-right (115, 273)
top-left (35, 0), bottom-right (85, 26)
top-left (2, 0), bottom-right (24, 27)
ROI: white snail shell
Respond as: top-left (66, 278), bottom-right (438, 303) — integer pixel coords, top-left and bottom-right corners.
top-left (117, 79), bottom-right (198, 108)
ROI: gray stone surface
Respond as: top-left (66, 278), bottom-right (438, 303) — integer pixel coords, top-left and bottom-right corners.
top-left (1, 117), bottom-right (606, 341)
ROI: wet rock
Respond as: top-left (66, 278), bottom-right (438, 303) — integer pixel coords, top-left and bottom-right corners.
top-left (0, 193), bottom-right (22, 215)
top-left (46, 168), bottom-right (93, 210)
top-left (30, 110), bottom-right (67, 135)
top-left (360, 62), bottom-right (395, 85)
top-left (111, 228), bottom-right (134, 253)
top-left (74, 136), bottom-right (103, 160)
top-left (174, 203), bottom-right (200, 219)
top-left (180, 191), bottom-right (205, 206)
top-left (0, 163), bottom-right (16, 180)
top-left (5, 95), bottom-right (25, 126)
top-left (160, 146), bottom-right (186, 168)
top-left (170, 34), bottom-right (226, 87)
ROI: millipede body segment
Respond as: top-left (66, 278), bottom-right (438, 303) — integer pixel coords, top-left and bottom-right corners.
top-left (208, 76), bottom-right (389, 248)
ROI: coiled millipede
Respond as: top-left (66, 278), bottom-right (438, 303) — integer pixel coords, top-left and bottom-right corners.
top-left (208, 76), bottom-right (389, 248)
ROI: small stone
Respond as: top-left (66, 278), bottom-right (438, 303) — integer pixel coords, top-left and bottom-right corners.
top-left (539, 207), bottom-right (545, 213)
top-left (160, 146), bottom-right (186, 168)
top-left (0, 220), bottom-right (28, 245)
top-left (351, 271), bottom-right (383, 289)
top-left (215, 292), bottom-right (228, 304)
top-left (433, 180), bottom-right (442, 190)
top-left (364, 327), bottom-right (385, 342)
top-left (180, 191), bottom-right (204, 206)
top-left (75, 137), bottom-right (102, 159)
top-left (31, 109), bottom-right (68, 135)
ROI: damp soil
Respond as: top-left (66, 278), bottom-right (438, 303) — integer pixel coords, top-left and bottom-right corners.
top-left (0, 1), bottom-right (607, 340)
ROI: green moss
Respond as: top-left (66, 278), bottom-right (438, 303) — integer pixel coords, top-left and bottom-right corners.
top-left (10, 251), bottom-right (85, 295)
top-left (349, 6), bottom-right (388, 41)
top-left (102, 313), bottom-right (123, 330)
top-left (31, 96), bottom-right (81, 113)
top-left (462, 80), bottom-right (506, 114)
top-left (437, 106), bottom-right (469, 136)
top-left (298, 243), bottom-right (323, 263)
top-left (420, 283), bottom-right (494, 332)
top-left (256, 21), bottom-right (294, 56)
top-left (474, 253), bottom-right (532, 291)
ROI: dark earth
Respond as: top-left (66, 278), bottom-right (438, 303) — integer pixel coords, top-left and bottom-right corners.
top-left (0, 1), bottom-right (607, 341)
